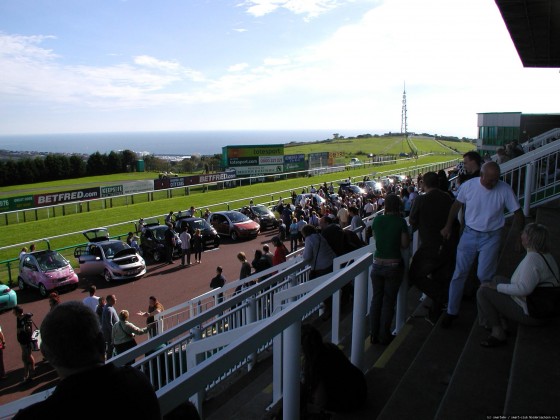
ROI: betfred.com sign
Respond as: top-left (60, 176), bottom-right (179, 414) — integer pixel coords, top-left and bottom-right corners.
top-left (34, 187), bottom-right (100, 206)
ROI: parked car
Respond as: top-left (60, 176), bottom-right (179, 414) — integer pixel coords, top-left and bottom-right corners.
top-left (74, 228), bottom-right (146, 282)
top-left (361, 180), bottom-right (384, 194)
top-left (18, 249), bottom-right (79, 297)
top-left (0, 284), bottom-right (17, 311)
top-left (140, 222), bottom-right (182, 263)
top-left (272, 203), bottom-right (295, 220)
top-left (208, 211), bottom-right (260, 241)
top-left (295, 193), bottom-right (326, 208)
top-left (238, 205), bottom-right (279, 231)
top-left (175, 215), bottom-right (220, 249)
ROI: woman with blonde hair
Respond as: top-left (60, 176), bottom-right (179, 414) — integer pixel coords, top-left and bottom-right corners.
top-left (112, 310), bottom-right (148, 361)
top-left (477, 223), bottom-right (560, 347)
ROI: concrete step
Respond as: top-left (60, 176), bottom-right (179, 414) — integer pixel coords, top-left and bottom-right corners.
top-left (375, 298), bottom-right (477, 420)
top-left (433, 319), bottom-right (516, 420)
top-left (504, 319), bottom-right (560, 416)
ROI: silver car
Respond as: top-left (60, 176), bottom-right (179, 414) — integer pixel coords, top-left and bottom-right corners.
top-left (74, 228), bottom-right (146, 282)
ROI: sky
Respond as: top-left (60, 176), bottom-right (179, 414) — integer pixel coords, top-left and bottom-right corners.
top-left (0, 0), bottom-right (558, 139)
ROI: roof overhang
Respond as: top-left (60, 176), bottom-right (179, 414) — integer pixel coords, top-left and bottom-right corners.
top-left (495, 0), bottom-right (560, 67)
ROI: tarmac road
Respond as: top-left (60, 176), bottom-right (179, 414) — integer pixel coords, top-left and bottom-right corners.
top-left (0, 227), bottom-right (281, 406)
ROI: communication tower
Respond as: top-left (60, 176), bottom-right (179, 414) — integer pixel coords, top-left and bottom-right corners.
top-left (401, 82), bottom-right (408, 144)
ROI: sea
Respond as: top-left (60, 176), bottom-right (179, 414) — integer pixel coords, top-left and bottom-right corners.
top-left (0, 130), bottom-right (368, 157)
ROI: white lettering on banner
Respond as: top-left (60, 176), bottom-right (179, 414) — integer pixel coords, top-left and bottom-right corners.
top-left (199, 172), bottom-right (236, 183)
top-left (37, 190), bottom-right (98, 204)
top-left (123, 181), bottom-right (154, 194)
top-left (233, 165), bottom-right (282, 176)
top-left (258, 156), bottom-right (283, 165)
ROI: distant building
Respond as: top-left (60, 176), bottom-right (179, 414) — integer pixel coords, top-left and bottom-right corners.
top-left (477, 112), bottom-right (560, 154)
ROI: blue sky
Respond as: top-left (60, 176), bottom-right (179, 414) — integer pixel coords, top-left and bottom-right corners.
top-left (0, 0), bottom-right (558, 139)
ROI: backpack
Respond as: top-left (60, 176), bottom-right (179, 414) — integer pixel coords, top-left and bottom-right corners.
top-left (17, 316), bottom-right (33, 345)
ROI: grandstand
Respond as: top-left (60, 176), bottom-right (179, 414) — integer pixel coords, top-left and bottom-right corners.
top-left (1, 2), bottom-right (560, 418)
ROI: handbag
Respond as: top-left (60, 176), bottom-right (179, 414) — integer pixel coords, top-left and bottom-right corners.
top-left (31, 329), bottom-right (41, 352)
top-left (526, 253), bottom-right (560, 319)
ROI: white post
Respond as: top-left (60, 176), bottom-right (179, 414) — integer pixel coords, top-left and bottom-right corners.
top-left (351, 269), bottom-right (368, 370)
top-left (247, 297), bottom-right (257, 371)
top-left (524, 162), bottom-right (534, 217)
top-left (189, 326), bottom-right (205, 416)
top-left (271, 334), bottom-right (283, 407)
top-left (283, 320), bottom-right (301, 420)
top-left (331, 289), bottom-right (341, 344)
top-left (395, 245), bottom-right (411, 333)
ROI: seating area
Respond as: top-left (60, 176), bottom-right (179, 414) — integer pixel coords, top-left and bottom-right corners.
top-left (200, 205), bottom-right (560, 420)
top-left (3, 139), bottom-right (560, 420)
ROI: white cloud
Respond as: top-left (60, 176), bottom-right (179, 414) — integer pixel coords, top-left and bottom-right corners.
top-left (242, 0), bottom-right (343, 19)
top-left (228, 62), bottom-right (250, 72)
top-left (263, 57), bottom-right (291, 66)
top-left (0, 0), bottom-right (558, 137)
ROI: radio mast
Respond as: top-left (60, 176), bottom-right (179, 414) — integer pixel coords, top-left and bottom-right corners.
top-left (401, 82), bottom-right (408, 150)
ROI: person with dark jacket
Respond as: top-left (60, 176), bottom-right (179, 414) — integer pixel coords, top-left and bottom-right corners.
top-left (210, 266), bottom-right (226, 303)
top-left (301, 324), bottom-right (367, 415)
top-left (13, 302), bottom-right (161, 420)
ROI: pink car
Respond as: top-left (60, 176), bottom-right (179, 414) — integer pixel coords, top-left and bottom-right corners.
top-left (18, 250), bottom-right (79, 297)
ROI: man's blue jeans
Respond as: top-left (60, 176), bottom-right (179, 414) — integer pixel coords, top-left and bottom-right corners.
top-left (447, 226), bottom-right (502, 315)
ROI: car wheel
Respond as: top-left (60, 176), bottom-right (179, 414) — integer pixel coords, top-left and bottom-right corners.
top-left (230, 230), bottom-right (239, 241)
top-left (104, 269), bottom-right (112, 282)
top-left (18, 277), bottom-right (25, 291)
top-left (38, 283), bottom-right (48, 297)
top-left (153, 250), bottom-right (163, 263)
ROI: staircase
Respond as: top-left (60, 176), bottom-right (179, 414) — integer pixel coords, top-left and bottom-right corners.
top-left (201, 144), bottom-right (560, 420)
top-left (360, 204), bottom-right (560, 420)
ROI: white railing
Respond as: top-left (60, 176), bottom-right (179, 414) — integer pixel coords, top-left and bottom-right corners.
top-left (153, 255), bottom-right (304, 334)
top-left (155, 253), bottom-right (373, 419)
top-left (500, 139), bottom-right (560, 215)
top-left (523, 128), bottom-right (560, 152)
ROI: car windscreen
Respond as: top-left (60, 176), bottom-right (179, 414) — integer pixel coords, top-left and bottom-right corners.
top-left (227, 212), bottom-right (250, 223)
top-left (251, 206), bottom-right (270, 215)
top-left (36, 252), bottom-right (69, 271)
top-left (101, 242), bottom-right (129, 259)
top-left (151, 227), bottom-right (168, 240)
top-left (189, 219), bottom-right (210, 230)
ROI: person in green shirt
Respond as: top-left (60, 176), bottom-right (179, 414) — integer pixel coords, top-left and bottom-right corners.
top-left (369, 194), bottom-right (410, 345)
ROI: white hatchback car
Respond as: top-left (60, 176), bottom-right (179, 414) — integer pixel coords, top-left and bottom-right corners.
top-left (74, 228), bottom-right (146, 282)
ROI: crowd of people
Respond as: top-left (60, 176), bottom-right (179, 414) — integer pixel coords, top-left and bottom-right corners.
top-left (5, 147), bottom-right (560, 418)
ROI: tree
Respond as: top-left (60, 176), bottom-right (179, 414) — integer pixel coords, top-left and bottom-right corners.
top-left (87, 152), bottom-right (107, 176)
top-left (120, 149), bottom-right (137, 172)
top-left (69, 155), bottom-right (86, 178)
top-left (107, 151), bottom-right (122, 174)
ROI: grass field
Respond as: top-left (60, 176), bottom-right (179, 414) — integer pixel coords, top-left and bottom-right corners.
top-left (0, 135), bottom-right (472, 277)
top-left (0, 136), bottom-right (473, 196)
top-left (285, 136), bottom-right (473, 157)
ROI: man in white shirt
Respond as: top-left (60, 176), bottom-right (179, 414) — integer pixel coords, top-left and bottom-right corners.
top-left (363, 199), bottom-right (375, 217)
top-left (440, 162), bottom-right (524, 327)
top-left (82, 285), bottom-right (99, 313)
top-left (337, 204), bottom-right (349, 228)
